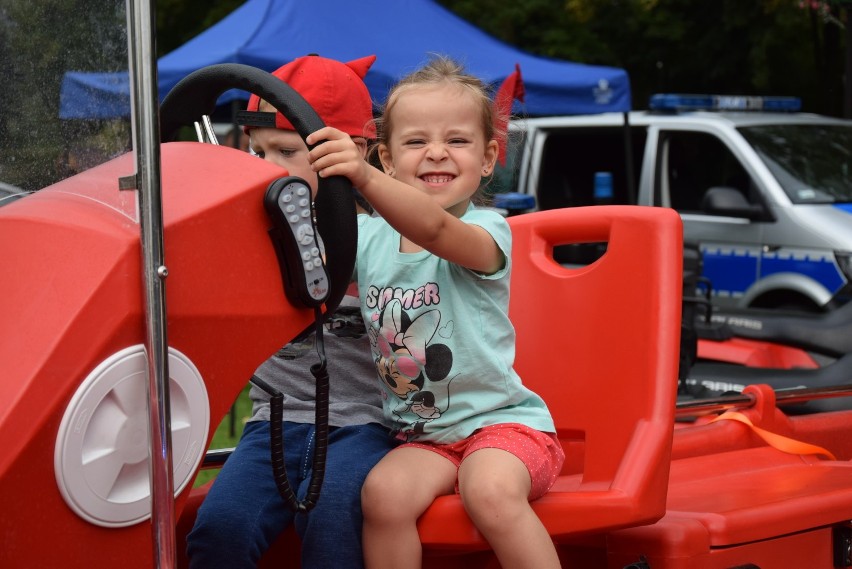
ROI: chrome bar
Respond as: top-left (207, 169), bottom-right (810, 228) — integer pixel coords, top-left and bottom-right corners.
top-left (775, 383), bottom-right (852, 405)
top-left (193, 122), bottom-right (204, 143)
top-left (201, 115), bottom-right (219, 144)
top-left (202, 447), bottom-right (235, 469)
top-left (125, 0), bottom-right (175, 567)
top-left (192, 115), bottom-right (220, 144)
top-left (675, 383), bottom-right (852, 418)
top-left (675, 392), bottom-right (754, 417)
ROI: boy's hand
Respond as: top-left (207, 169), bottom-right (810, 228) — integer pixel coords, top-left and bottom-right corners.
top-left (307, 127), bottom-right (372, 189)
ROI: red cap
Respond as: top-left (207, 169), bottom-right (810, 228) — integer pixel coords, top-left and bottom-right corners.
top-left (244, 54), bottom-right (376, 139)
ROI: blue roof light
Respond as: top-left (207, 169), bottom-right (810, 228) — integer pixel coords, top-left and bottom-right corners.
top-left (649, 94), bottom-right (801, 112)
top-left (493, 192), bottom-right (535, 212)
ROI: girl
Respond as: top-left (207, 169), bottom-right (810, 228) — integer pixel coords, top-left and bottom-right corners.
top-left (307, 56), bottom-right (565, 569)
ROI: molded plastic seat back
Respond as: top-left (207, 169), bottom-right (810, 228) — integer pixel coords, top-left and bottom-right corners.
top-left (417, 205), bottom-right (683, 547)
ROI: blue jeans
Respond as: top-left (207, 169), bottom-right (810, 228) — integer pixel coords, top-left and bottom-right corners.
top-left (186, 421), bottom-right (396, 569)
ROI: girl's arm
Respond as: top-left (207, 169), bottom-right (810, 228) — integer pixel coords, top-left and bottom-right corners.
top-left (307, 127), bottom-right (503, 274)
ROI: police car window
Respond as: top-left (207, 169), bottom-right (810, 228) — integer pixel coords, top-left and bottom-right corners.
top-left (536, 127), bottom-right (639, 210)
top-left (665, 131), bottom-right (752, 213)
top-left (740, 124), bottom-right (852, 204)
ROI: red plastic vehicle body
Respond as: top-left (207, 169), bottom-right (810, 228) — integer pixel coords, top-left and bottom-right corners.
top-left (5, 141), bottom-right (852, 568)
top-left (0, 143), bottom-right (315, 567)
top-left (697, 337), bottom-right (819, 369)
top-left (608, 384), bottom-right (852, 568)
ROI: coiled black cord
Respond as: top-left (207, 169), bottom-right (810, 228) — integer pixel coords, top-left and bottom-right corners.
top-left (251, 305), bottom-right (329, 512)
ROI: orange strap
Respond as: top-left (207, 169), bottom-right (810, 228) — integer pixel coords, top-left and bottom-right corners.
top-left (712, 411), bottom-right (836, 461)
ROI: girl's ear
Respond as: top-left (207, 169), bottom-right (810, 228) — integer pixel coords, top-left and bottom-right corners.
top-left (482, 139), bottom-right (499, 175)
top-left (378, 144), bottom-right (395, 175)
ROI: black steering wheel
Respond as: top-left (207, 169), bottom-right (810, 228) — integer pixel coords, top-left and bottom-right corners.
top-left (160, 63), bottom-right (358, 512)
top-left (160, 63), bottom-right (357, 315)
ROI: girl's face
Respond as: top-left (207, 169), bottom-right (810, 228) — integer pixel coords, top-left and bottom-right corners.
top-left (250, 128), bottom-right (318, 196)
top-left (379, 84), bottom-right (498, 218)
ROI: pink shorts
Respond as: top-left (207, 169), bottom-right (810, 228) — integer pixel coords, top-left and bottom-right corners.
top-left (398, 423), bottom-right (565, 500)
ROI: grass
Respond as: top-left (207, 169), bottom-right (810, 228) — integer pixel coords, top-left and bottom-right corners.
top-left (193, 384), bottom-right (253, 487)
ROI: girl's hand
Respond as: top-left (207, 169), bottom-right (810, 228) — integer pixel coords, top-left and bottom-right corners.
top-left (307, 127), bottom-right (372, 189)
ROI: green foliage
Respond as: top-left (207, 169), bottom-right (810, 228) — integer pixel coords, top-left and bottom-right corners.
top-left (0, 0), bottom-right (128, 191)
top-left (438, 0), bottom-right (848, 116)
top-left (1, 0), bottom-right (848, 192)
top-left (194, 385), bottom-right (253, 488)
top-left (156, 0), bottom-right (242, 55)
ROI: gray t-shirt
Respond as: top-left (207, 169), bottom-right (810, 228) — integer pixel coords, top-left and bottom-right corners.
top-left (248, 293), bottom-right (385, 427)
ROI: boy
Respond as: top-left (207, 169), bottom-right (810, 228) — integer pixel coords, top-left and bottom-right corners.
top-left (186, 54), bottom-right (395, 569)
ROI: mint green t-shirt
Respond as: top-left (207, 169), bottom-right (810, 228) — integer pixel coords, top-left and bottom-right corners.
top-left (355, 205), bottom-right (555, 444)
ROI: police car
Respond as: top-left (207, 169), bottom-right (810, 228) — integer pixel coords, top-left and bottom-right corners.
top-left (497, 93), bottom-right (852, 312)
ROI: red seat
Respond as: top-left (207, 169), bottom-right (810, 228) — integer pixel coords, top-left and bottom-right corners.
top-left (417, 205), bottom-right (684, 550)
top-left (176, 205), bottom-right (684, 567)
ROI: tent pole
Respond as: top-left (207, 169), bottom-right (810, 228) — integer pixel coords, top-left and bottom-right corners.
top-left (125, 0), bottom-right (176, 566)
top-left (622, 112), bottom-right (636, 204)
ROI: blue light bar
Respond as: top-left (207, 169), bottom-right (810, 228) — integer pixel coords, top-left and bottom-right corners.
top-left (493, 192), bottom-right (535, 212)
top-left (649, 94), bottom-right (801, 112)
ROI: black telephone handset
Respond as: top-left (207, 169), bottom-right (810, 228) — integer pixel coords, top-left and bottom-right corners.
top-left (264, 176), bottom-right (329, 308)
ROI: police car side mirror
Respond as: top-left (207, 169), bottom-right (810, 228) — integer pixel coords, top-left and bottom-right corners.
top-left (701, 186), bottom-right (765, 220)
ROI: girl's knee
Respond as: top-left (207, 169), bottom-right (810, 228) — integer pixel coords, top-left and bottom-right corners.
top-left (360, 466), bottom-right (428, 525)
top-left (360, 468), bottom-right (393, 520)
top-left (460, 476), bottom-right (529, 526)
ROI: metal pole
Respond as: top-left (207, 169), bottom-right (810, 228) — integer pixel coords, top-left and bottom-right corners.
top-left (622, 112), bottom-right (636, 204)
top-left (125, 0), bottom-right (175, 566)
top-left (675, 383), bottom-right (852, 418)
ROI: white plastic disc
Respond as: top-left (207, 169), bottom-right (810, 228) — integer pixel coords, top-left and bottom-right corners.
top-left (54, 345), bottom-right (210, 527)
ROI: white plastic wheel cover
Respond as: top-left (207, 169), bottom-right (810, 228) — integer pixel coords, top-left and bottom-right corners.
top-left (54, 345), bottom-right (210, 527)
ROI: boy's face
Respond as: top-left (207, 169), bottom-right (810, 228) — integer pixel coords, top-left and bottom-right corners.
top-left (249, 128), bottom-right (318, 195)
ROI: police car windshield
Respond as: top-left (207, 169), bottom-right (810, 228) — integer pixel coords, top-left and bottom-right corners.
top-left (740, 124), bottom-right (852, 204)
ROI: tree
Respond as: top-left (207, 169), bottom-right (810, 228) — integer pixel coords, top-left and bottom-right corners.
top-left (155, 0), bottom-right (241, 55)
top-left (798, 0), bottom-right (852, 117)
top-left (0, 0), bottom-right (128, 191)
top-left (2, 0), bottom-right (847, 195)
top-left (438, 0), bottom-right (847, 115)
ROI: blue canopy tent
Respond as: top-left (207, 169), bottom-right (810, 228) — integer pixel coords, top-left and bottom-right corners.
top-left (60, 0), bottom-right (630, 119)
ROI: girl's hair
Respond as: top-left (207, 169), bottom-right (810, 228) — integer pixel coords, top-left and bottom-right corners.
top-left (373, 55), bottom-right (504, 204)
